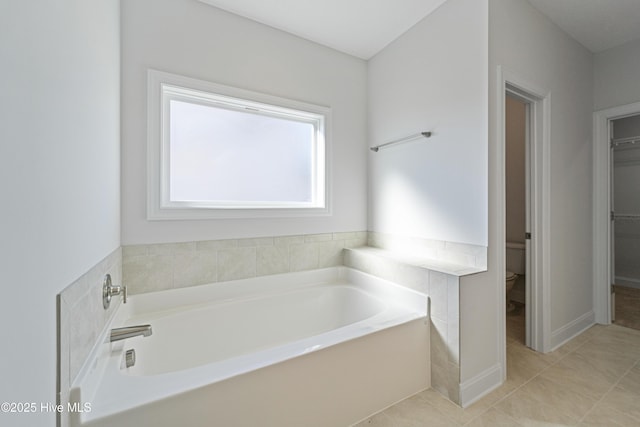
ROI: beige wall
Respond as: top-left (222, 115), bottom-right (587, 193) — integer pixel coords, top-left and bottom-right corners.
top-left (505, 96), bottom-right (527, 244)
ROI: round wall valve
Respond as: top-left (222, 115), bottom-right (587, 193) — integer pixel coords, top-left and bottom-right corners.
top-left (102, 274), bottom-right (113, 309)
top-left (102, 273), bottom-right (127, 309)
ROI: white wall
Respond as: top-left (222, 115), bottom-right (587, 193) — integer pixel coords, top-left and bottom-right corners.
top-left (594, 38), bottom-right (640, 111)
top-left (367, 0), bottom-right (488, 247)
top-left (490, 0), bottom-right (594, 336)
top-left (0, 0), bottom-right (120, 424)
top-left (368, 0), bottom-right (494, 394)
top-left (121, 0), bottom-right (368, 245)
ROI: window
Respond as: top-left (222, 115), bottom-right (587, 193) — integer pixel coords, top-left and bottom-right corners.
top-left (147, 70), bottom-right (331, 220)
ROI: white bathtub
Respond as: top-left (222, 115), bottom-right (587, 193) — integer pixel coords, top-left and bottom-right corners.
top-left (70, 267), bottom-right (429, 427)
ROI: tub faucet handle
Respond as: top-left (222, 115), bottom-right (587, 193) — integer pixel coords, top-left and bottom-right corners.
top-left (102, 274), bottom-right (128, 309)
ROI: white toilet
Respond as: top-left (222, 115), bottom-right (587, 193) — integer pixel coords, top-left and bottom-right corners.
top-left (505, 270), bottom-right (518, 311)
top-left (506, 241), bottom-right (526, 311)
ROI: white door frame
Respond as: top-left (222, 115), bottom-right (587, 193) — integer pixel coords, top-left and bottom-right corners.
top-left (593, 101), bottom-right (640, 324)
top-left (497, 66), bottom-right (551, 361)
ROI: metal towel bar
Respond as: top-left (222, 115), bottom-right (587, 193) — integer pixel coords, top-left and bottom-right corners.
top-left (370, 131), bottom-right (432, 152)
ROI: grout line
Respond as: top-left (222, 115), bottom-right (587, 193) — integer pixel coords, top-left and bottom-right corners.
top-left (575, 354), bottom-right (640, 424)
top-left (375, 323), bottom-right (639, 427)
top-left (484, 318), bottom-right (606, 424)
top-left (489, 406), bottom-right (526, 427)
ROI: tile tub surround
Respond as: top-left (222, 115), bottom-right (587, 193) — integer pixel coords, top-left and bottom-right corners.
top-left (123, 231), bottom-right (367, 295)
top-left (57, 247), bottom-right (122, 427)
top-left (362, 232), bottom-right (487, 404)
top-left (367, 232), bottom-right (487, 271)
top-left (344, 246), bottom-right (486, 405)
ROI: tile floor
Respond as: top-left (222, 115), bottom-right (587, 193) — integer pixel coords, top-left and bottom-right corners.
top-left (354, 304), bottom-right (640, 426)
top-left (613, 285), bottom-right (640, 331)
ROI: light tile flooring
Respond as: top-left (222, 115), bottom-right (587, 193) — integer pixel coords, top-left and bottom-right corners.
top-left (354, 304), bottom-right (640, 426)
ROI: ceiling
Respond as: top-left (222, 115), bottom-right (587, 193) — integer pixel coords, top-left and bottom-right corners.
top-left (527, 0), bottom-right (640, 53)
top-left (198, 0), bottom-right (640, 58)
top-left (197, 0), bottom-right (449, 59)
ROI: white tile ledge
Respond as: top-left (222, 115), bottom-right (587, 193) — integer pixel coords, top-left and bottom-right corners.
top-left (346, 246), bottom-right (486, 277)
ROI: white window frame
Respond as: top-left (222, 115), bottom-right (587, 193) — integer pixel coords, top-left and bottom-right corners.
top-left (147, 69), bottom-right (332, 220)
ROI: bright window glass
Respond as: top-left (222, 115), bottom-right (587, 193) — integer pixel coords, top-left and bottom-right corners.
top-left (147, 70), bottom-right (330, 219)
top-left (168, 99), bottom-right (316, 205)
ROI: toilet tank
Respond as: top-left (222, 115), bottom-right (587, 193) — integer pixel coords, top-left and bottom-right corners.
top-left (506, 241), bottom-right (526, 275)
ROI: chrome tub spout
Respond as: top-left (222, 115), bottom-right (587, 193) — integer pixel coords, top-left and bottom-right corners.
top-left (110, 325), bottom-right (153, 342)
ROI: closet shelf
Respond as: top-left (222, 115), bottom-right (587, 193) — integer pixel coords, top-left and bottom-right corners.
top-left (611, 135), bottom-right (640, 148)
top-left (613, 213), bottom-right (640, 221)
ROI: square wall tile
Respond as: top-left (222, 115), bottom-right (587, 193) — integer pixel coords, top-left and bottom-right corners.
top-left (123, 254), bottom-right (173, 294)
top-left (318, 240), bottom-right (345, 268)
top-left (59, 247), bottom-right (122, 422)
top-left (218, 247), bottom-right (256, 281)
top-left (429, 271), bottom-right (449, 322)
top-left (257, 244), bottom-right (289, 276)
top-left (394, 263), bottom-right (430, 294)
top-left (172, 251), bottom-right (217, 288)
top-left (289, 242), bottom-right (319, 272)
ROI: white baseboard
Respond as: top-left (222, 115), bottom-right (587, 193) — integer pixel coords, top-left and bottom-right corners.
top-left (459, 364), bottom-right (503, 408)
top-left (550, 310), bottom-right (595, 351)
top-left (615, 276), bottom-right (640, 290)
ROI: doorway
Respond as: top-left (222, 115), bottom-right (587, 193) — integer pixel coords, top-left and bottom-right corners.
top-left (505, 93), bottom-right (530, 346)
top-left (609, 114), bottom-right (640, 330)
top-left (593, 101), bottom-right (640, 325)
top-left (497, 66), bottom-right (551, 366)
